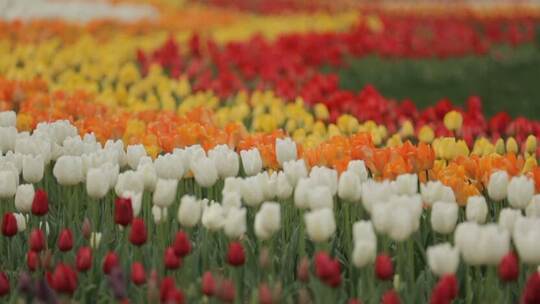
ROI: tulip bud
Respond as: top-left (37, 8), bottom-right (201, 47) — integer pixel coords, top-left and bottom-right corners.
top-left (82, 218), bottom-right (92, 239)
top-left (0, 272), bottom-right (9, 297)
top-left (0, 170), bottom-right (17, 199)
top-left (27, 251), bottom-right (39, 271)
top-left (513, 217), bottom-right (540, 265)
top-left (430, 275), bottom-right (458, 304)
top-left (297, 257), bottom-right (310, 283)
top-left (254, 202), bottom-right (281, 240)
top-left (294, 178), bottom-right (311, 209)
top-left (86, 167), bottom-right (109, 199)
top-left (227, 241), bottom-right (245, 267)
top-left (50, 263), bottom-right (77, 295)
top-left (258, 283), bottom-right (273, 304)
top-left (431, 201), bottom-right (458, 234)
top-left (76, 247), bottom-right (92, 272)
top-left (499, 252), bottom-right (519, 282)
top-left (421, 181), bottom-right (455, 206)
top-left (131, 262), bottom-right (146, 285)
top-left (209, 145), bottom-right (239, 178)
top-left (506, 137), bottom-right (518, 154)
top-left (381, 289), bottom-right (400, 304)
top-left (164, 247), bottom-right (181, 270)
top-left (191, 156), bottom-right (218, 188)
top-left (201, 203), bottom-right (224, 231)
top-left (508, 175), bottom-right (535, 209)
top-left (122, 191), bottom-right (142, 217)
top-left (304, 208), bottom-right (336, 243)
top-left (14, 213), bottom-right (26, 232)
top-left (173, 231), bottom-right (192, 257)
top-left (152, 206), bottom-right (168, 224)
top-left (283, 159), bottom-right (307, 187)
top-left (418, 125), bottom-right (435, 143)
top-left (498, 208), bottom-right (523, 232)
top-left (137, 161), bottom-right (157, 192)
top-left (0, 127), bottom-right (16, 154)
top-left (313, 252), bottom-right (341, 287)
top-left (177, 195), bottom-right (201, 228)
top-left (115, 170), bottom-right (144, 196)
top-left (114, 197), bottom-right (133, 226)
top-left (15, 184), bottom-right (35, 213)
top-left (276, 172), bottom-right (293, 200)
top-left (521, 271), bottom-right (540, 303)
top-left (486, 170), bottom-right (509, 201)
top-left (223, 207), bottom-right (246, 239)
top-left (103, 251), bottom-right (119, 274)
top-left (159, 276), bottom-right (175, 303)
top-left (338, 171), bottom-right (362, 202)
top-left (201, 271), bottom-right (215, 296)
top-left (90, 232), bottom-right (102, 248)
top-left (29, 229), bottom-right (45, 252)
top-left (31, 189), bottom-right (49, 216)
top-left (57, 229), bottom-right (73, 252)
top-left (154, 153), bottom-right (185, 180)
top-left (466, 196), bottom-right (488, 224)
top-left (275, 137), bottom-right (297, 166)
top-left (217, 278), bottom-right (235, 303)
top-left (127, 144), bottom-right (147, 169)
top-left (240, 148), bottom-right (262, 176)
top-left (443, 111), bottom-right (463, 131)
top-left (375, 254), bottom-right (393, 281)
top-left (129, 218), bottom-right (147, 246)
top-left (427, 243), bottom-right (459, 277)
top-left (53, 155), bottom-right (83, 186)
top-left (525, 135), bottom-right (537, 154)
top-left (240, 175), bottom-right (265, 207)
top-left (152, 179), bottom-right (178, 208)
top-left (308, 186), bottom-right (333, 210)
top-left (22, 154), bottom-right (44, 183)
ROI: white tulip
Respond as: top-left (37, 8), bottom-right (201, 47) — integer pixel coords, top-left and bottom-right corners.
top-left (526, 195), bottom-right (540, 218)
top-left (0, 111), bottom-right (16, 127)
top-left (347, 160), bottom-right (368, 183)
top-left (177, 195), bottom-right (202, 227)
top-left (338, 171), bottom-right (362, 202)
top-left (352, 220), bottom-right (376, 243)
top-left (202, 203), bottom-right (225, 231)
top-left (361, 180), bottom-right (393, 213)
top-left (14, 184), bottom-right (34, 213)
top-left (241, 175), bottom-right (264, 207)
top-left (454, 222), bottom-right (482, 265)
top-left (352, 239), bottom-right (376, 268)
top-left (137, 161), bottom-right (157, 192)
top-left (184, 145), bottom-right (206, 170)
top-left (115, 170), bottom-right (144, 196)
top-left (53, 155), bottom-right (83, 186)
top-left (127, 144), bottom-right (147, 169)
top-left (309, 166), bottom-right (338, 195)
top-left (223, 177), bottom-right (243, 195)
top-left (455, 222), bottom-right (510, 265)
top-left (102, 162), bottom-right (120, 190)
top-left (90, 232), bottom-right (102, 248)
top-left (192, 156), bottom-right (218, 188)
top-left (240, 148), bottom-right (262, 176)
top-left (427, 243), bottom-right (459, 276)
top-left (273, 172), bottom-right (292, 200)
top-left (487, 170), bottom-right (509, 201)
top-left (392, 173), bottom-right (418, 196)
top-left (3, 151), bottom-right (23, 174)
top-left (294, 178), bottom-right (311, 209)
top-left (498, 208), bottom-right (523, 232)
top-left (223, 207), bottom-right (246, 239)
top-left (152, 179), bottom-right (178, 208)
top-left (152, 206), bottom-right (168, 224)
top-left (154, 153), bottom-right (185, 180)
top-left (14, 213), bottom-right (26, 232)
top-left (513, 217), bottom-right (540, 264)
top-left (0, 127), bottom-right (17, 153)
top-left (466, 196), bottom-right (488, 224)
top-left (508, 175), bottom-right (535, 209)
top-left (0, 170), bottom-right (17, 198)
top-left (308, 186), bottom-right (334, 210)
top-left (259, 171), bottom-right (277, 201)
top-left (86, 167), bottom-right (109, 199)
top-left (222, 192), bottom-right (242, 213)
top-left (431, 201), bottom-right (458, 234)
top-left (122, 191), bottom-right (143, 217)
top-left (209, 145), bottom-right (239, 178)
top-left (283, 159), bottom-right (307, 187)
top-left (254, 202), bottom-right (281, 240)
top-left (371, 203), bottom-right (391, 234)
top-left (275, 137), bottom-right (297, 166)
top-left (421, 181), bottom-right (456, 206)
top-left (104, 139), bottom-right (127, 168)
top-left (22, 154), bottom-right (44, 183)
top-left (62, 136), bottom-right (84, 156)
top-left (304, 208), bottom-right (335, 243)
top-left (387, 204), bottom-right (415, 241)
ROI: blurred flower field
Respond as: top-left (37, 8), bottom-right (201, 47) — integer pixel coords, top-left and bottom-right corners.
top-left (1, 0), bottom-right (540, 303)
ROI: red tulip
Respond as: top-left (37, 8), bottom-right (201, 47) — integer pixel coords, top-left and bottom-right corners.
top-left (164, 287), bottom-right (185, 304)
top-left (82, 218), bottom-right (91, 239)
top-left (29, 229), bottom-right (46, 252)
top-left (0, 272), bottom-right (9, 297)
top-left (201, 271), bottom-right (215, 296)
top-left (348, 299), bottom-right (362, 304)
top-left (31, 189), bottom-right (49, 216)
top-left (51, 263), bottom-right (78, 295)
top-left (160, 276), bottom-right (176, 302)
top-left (498, 252), bottom-right (519, 282)
top-left (129, 218), bottom-right (147, 246)
top-left (1, 213), bottom-right (17, 237)
top-left (76, 247), bottom-right (92, 272)
top-left (375, 254), bottom-right (394, 281)
top-left (314, 252), bottom-right (341, 287)
top-left (227, 242), bottom-right (245, 267)
top-left (131, 262), bottom-right (146, 285)
top-left (27, 250), bottom-right (39, 271)
top-left (382, 289), bottom-right (401, 304)
top-left (114, 197), bottom-right (133, 226)
top-left (522, 272), bottom-right (540, 304)
top-left (258, 283), bottom-right (273, 304)
top-left (164, 247), bottom-right (181, 270)
top-left (172, 231), bottom-right (191, 257)
top-left (430, 275), bottom-right (458, 304)
top-left (217, 278), bottom-right (235, 303)
top-left (57, 228), bottom-right (73, 252)
top-left (103, 251), bottom-right (119, 274)
top-left (297, 256), bottom-right (310, 283)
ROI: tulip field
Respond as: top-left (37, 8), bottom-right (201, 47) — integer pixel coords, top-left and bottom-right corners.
top-left (2, 0), bottom-right (540, 303)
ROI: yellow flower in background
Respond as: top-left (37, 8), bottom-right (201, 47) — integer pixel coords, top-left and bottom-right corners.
top-left (418, 125), bottom-right (435, 143)
top-left (399, 120), bottom-right (414, 138)
top-left (314, 103), bottom-right (329, 121)
top-left (443, 111), bottom-right (463, 131)
top-left (495, 138), bottom-right (505, 155)
top-left (525, 135), bottom-right (537, 154)
top-left (506, 137), bottom-right (518, 154)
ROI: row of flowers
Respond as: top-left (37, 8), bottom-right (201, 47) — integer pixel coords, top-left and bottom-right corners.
top-left (0, 115), bottom-right (540, 302)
